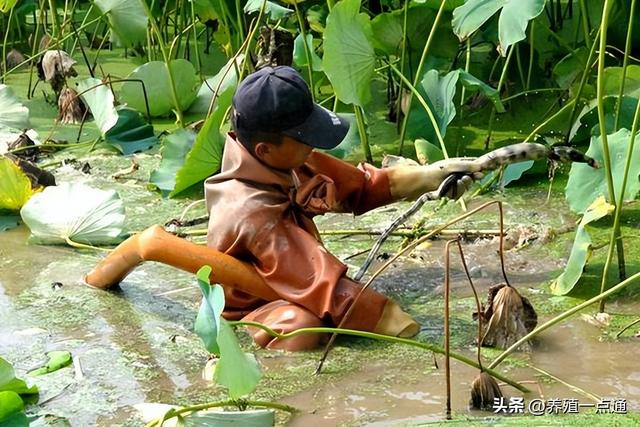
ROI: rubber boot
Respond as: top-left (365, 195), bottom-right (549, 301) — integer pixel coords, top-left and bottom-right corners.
top-left (84, 225), bottom-right (279, 301)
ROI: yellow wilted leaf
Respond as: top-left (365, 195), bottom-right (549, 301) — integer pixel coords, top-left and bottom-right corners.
top-left (0, 157), bottom-right (40, 211)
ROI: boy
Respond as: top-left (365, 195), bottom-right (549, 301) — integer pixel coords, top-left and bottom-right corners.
top-left (205, 66), bottom-right (482, 351)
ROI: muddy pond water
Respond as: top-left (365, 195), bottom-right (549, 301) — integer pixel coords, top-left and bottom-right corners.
top-left (1, 154), bottom-right (639, 426)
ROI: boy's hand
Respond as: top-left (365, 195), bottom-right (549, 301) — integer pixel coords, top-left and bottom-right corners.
top-left (388, 158), bottom-right (483, 201)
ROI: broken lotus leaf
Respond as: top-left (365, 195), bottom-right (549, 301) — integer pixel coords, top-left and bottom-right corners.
top-left (20, 182), bottom-right (126, 245)
top-left (0, 157), bottom-right (41, 212)
top-left (551, 197), bottom-right (615, 295)
top-left (194, 266), bottom-right (225, 355)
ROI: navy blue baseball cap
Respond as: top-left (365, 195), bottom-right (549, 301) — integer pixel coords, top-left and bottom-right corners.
top-left (232, 66), bottom-right (350, 149)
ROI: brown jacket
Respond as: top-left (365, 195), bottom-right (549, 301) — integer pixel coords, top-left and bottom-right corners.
top-left (205, 134), bottom-right (395, 331)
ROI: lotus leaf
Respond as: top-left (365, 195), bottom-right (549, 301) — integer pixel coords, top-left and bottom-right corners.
top-left (120, 60), bottom-right (199, 118)
top-left (0, 157), bottom-right (40, 211)
top-left (452, 0), bottom-right (545, 56)
top-left (104, 108), bottom-right (159, 155)
top-left (0, 391), bottom-right (25, 425)
top-left (244, 0), bottom-right (292, 19)
top-left (603, 65), bottom-right (640, 98)
top-left (293, 34), bottom-right (323, 72)
top-left (0, 357), bottom-right (38, 397)
top-left (215, 319), bottom-right (262, 399)
top-left (77, 77), bottom-right (118, 135)
top-left (28, 351), bottom-right (72, 376)
top-left (189, 55), bottom-right (243, 115)
top-left (566, 129), bottom-right (640, 214)
top-left (20, 182), bottom-right (126, 245)
top-left (414, 139), bottom-right (444, 165)
top-left (194, 266), bottom-right (225, 355)
top-left (551, 197), bottom-right (614, 295)
top-left (150, 130), bottom-right (197, 194)
top-left (0, 85), bottom-right (29, 131)
top-left (570, 97), bottom-right (638, 143)
top-left (0, 0), bottom-right (18, 13)
top-left (323, 0), bottom-right (376, 106)
top-left (325, 114), bottom-right (359, 159)
top-left (171, 85), bottom-right (234, 197)
top-left (94, 0), bottom-right (148, 47)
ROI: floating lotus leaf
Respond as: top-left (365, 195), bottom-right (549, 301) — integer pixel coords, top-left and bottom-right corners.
top-left (120, 60), bottom-right (199, 118)
top-left (0, 85), bottom-right (29, 131)
top-left (77, 77), bottom-right (119, 135)
top-left (194, 266), bottom-right (225, 355)
top-left (21, 182), bottom-right (126, 245)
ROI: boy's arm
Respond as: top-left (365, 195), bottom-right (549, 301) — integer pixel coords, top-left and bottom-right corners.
top-left (301, 151), bottom-right (393, 215)
top-left (302, 152), bottom-right (483, 215)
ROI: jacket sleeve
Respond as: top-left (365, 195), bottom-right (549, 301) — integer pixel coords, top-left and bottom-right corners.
top-left (242, 210), bottom-right (388, 331)
top-left (300, 151), bottom-right (393, 215)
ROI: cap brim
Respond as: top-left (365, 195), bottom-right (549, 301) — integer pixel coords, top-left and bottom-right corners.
top-left (281, 104), bottom-right (350, 149)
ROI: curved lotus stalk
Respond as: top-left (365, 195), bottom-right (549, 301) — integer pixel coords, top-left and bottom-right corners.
top-left (84, 225), bottom-right (279, 302)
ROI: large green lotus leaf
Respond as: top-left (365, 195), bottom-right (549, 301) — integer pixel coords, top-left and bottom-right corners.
top-left (371, 4), bottom-right (436, 55)
top-left (77, 78), bottom-right (118, 135)
top-left (0, 391), bottom-right (24, 424)
top-left (28, 351), bottom-right (72, 376)
top-left (188, 54), bottom-right (243, 115)
top-left (566, 129), bottom-right (640, 214)
top-left (325, 113), bottom-right (359, 159)
top-left (171, 85), bottom-right (234, 197)
top-left (407, 69), bottom-right (504, 142)
top-left (193, 0), bottom-right (223, 22)
top-left (104, 108), bottom-right (159, 154)
top-left (570, 97), bottom-right (638, 143)
top-left (0, 85), bottom-right (29, 131)
top-left (452, 0), bottom-right (505, 41)
top-left (497, 0), bottom-right (545, 55)
top-left (0, 157), bottom-right (40, 212)
top-left (20, 182), bottom-right (126, 245)
top-left (94, 0), bottom-right (148, 47)
top-left (603, 65), bottom-right (640, 97)
top-left (194, 266), bottom-right (225, 355)
top-left (323, 0), bottom-right (376, 107)
top-left (150, 129), bottom-right (197, 194)
top-left (120, 60), bottom-right (199, 118)
top-left (244, 0), bottom-right (292, 19)
top-left (293, 34), bottom-right (323, 72)
top-left (452, 0), bottom-right (544, 56)
top-left (551, 197), bottom-right (614, 295)
top-left (0, 357), bottom-right (38, 397)
top-left (215, 319), bottom-right (262, 399)
top-left (0, 0), bottom-right (18, 13)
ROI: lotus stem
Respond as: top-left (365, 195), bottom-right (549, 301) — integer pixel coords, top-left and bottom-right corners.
top-left (485, 46), bottom-right (515, 150)
top-left (354, 104), bottom-right (372, 163)
top-left (529, 365), bottom-right (600, 402)
top-left (443, 239), bottom-right (455, 419)
top-left (613, 0), bottom-right (637, 130)
top-left (596, 0), bottom-right (626, 286)
top-left (598, 81), bottom-right (640, 312)
top-left (294, 1), bottom-right (314, 102)
top-left (398, 0), bottom-right (447, 154)
top-left (563, 27), bottom-right (600, 143)
top-left (233, 321), bottom-right (529, 393)
top-left (526, 21), bottom-right (535, 90)
top-left (489, 271), bottom-right (640, 369)
top-left (615, 317), bottom-right (640, 338)
top-left (387, 61), bottom-right (449, 158)
top-left (1, 5), bottom-right (14, 84)
top-left (48, 0), bottom-right (61, 38)
top-left (578, 0), bottom-right (592, 50)
top-left (316, 201), bottom-right (501, 374)
top-left (456, 241), bottom-right (484, 368)
top-left (64, 236), bottom-right (112, 252)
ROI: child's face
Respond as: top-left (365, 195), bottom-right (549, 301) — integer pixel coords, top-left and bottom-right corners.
top-left (254, 135), bottom-right (313, 170)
